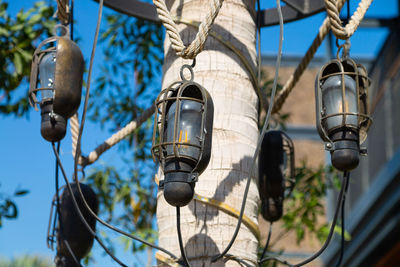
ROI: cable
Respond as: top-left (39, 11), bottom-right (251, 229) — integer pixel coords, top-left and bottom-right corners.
top-left (63, 240), bottom-right (82, 267)
top-left (259, 222), bottom-right (272, 261)
top-left (47, 143), bottom-right (62, 250)
top-left (259, 171), bottom-right (350, 266)
top-left (71, 166), bottom-right (179, 259)
top-left (51, 143), bottom-right (128, 267)
top-left (335, 171), bottom-right (350, 267)
top-left (211, 0), bottom-right (284, 262)
top-left (70, 0), bottom-right (74, 40)
top-left (291, 171), bottom-right (349, 266)
top-left (54, 143), bottom-right (82, 267)
top-left (224, 254), bottom-right (258, 267)
top-left (256, 0), bottom-right (262, 93)
top-left (55, 142), bottom-right (64, 241)
top-left (176, 207), bottom-right (191, 267)
top-left (67, 0), bottom-right (178, 259)
top-left (260, 257), bottom-right (292, 266)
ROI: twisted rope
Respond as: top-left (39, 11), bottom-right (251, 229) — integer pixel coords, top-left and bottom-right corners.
top-left (70, 113), bottom-right (84, 165)
top-left (56, 0), bottom-right (69, 25)
top-left (71, 105), bottom-right (155, 167)
top-left (153, 0), bottom-right (224, 59)
top-left (325, 0), bottom-right (373, 40)
top-left (272, 0), bottom-right (347, 114)
top-left (175, 18), bottom-right (267, 112)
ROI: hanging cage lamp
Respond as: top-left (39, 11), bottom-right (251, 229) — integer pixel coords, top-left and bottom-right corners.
top-left (315, 56), bottom-right (372, 171)
top-left (29, 25), bottom-right (84, 142)
top-left (258, 130), bottom-right (295, 222)
top-left (55, 183), bottom-right (98, 267)
top-left (151, 65), bottom-right (214, 207)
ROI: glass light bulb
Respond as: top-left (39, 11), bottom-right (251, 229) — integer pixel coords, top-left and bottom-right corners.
top-left (165, 100), bottom-right (202, 161)
top-left (39, 51), bottom-right (56, 100)
top-left (321, 74), bottom-right (358, 131)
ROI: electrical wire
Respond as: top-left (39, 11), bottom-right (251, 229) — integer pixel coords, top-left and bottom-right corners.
top-left (291, 171), bottom-right (349, 267)
top-left (66, 0), bottom-right (178, 260)
top-left (176, 207), bottom-right (191, 267)
top-left (346, 0), bottom-right (350, 25)
top-left (224, 254), bottom-right (258, 267)
top-left (211, 0), bottom-right (284, 262)
top-left (259, 222), bottom-right (273, 261)
top-left (63, 239), bottom-right (82, 267)
top-left (55, 143), bottom-right (81, 267)
top-left (259, 171), bottom-right (350, 266)
top-left (336, 8), bottom-right (351, 265)
top-left (256, 0), bottom-right (262, 90)
top-left (259, 257), bottom-right (292, 267)
top-left (70, 0), bottom-right (74, 40)
top-left (47, 143), bottom-right (62, 250)
top-left (51, 143), bottom-right (128, 267)
top-left (55, 142), bottom-right (64, 242)
top-left (335, 171), bottom-right (350, 267)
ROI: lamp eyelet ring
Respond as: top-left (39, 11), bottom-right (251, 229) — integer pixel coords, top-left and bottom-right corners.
top-left (53, 24), bottom-right (70, 38)
top-left (180, 64), bottom-right (194, 82)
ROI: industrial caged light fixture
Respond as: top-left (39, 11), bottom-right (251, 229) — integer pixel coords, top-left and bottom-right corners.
top-left (54, 183), bottom-right (99, 267)
top-left (315, 52), bottom-right (372, 172)
top-left (29, 24), bottom-right (84, 142)
top-left (151, 63), bottom-right (214, 207)
top-left (258, 130), bottom-right (295, 222)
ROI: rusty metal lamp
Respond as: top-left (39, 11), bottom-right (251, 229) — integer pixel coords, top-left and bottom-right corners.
top-left (315, 56), bottom-right (371, 172)
top-left (29, 25), bottom-right (84, 142)
top-left (152, 65), bottom-right (214, 207)
top-left (258, 130), bottom-right (295, 222)
top-left (55, 183), bottom-right (98, 267)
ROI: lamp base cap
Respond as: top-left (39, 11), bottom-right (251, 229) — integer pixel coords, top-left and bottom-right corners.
top-left (163, 172), bottom-right (195, 207)
top-left (331, 140), bottom-right (360, 171)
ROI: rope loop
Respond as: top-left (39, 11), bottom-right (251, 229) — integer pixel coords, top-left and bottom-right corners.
top-left (324, 0), bottom-right (373, 40)
top-left (153, 0), bottom-right (224, 59)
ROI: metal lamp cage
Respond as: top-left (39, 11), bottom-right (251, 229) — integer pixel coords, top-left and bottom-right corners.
top-left (29, 25), bottom-right (83, 120)
top-left (315, 57), bottom-right (372, 148)
top-left (281, 131), bottom-right (296, 197)
top-left (151, 79), bottom-right (212, 176)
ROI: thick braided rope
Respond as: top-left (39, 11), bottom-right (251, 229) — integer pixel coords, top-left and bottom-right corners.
top-left (56, 0), bottom-right (69, 25)
top-left (70, 113), bottom-right (81, 162)
top-left (153, 0), bottom-right (224, 59)
top-left (325, 0), bottom-right (373, 40)
top-left (70, 105), bottom-right (155, 167)
top-left (272, 0), bottom-right (347, 114)
top-left (176, 18), bottom-right (267, 112)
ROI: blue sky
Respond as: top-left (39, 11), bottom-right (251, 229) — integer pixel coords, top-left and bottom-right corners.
top-left (0, 0), bottom-right (398, 266)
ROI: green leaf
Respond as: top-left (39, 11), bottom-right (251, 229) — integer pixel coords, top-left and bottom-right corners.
top-left (17, 48), bottom-right (32, 61)
top-left (0, 26), bottom-right (9, 37)
top-left (13, 52), bottom-right (23, 75)
top-left (27, 13), bottom-right (42, 25)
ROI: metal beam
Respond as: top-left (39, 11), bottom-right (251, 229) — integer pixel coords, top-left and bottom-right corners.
top-left (94, 0), bottom-right (326, 27)
top-left (257, 0), bottom-right (326, 27)
top-left (97, 0), bottom-right (159, 23)
top-left (342, 17), bottom-right (399, 28)
top-left (282, 0), bottom-right (323, 14)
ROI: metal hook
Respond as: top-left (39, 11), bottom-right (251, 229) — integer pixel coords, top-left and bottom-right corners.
top-left (190, 58), bottom-right (196, 68)
top-left (335, 38), bottom-right (351, 59)
top-left (180, 63), bottom-right (194, 82)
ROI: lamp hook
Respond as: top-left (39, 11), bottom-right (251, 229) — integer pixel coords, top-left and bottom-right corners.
top-left (179, 58), bottom-right (196, 82)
